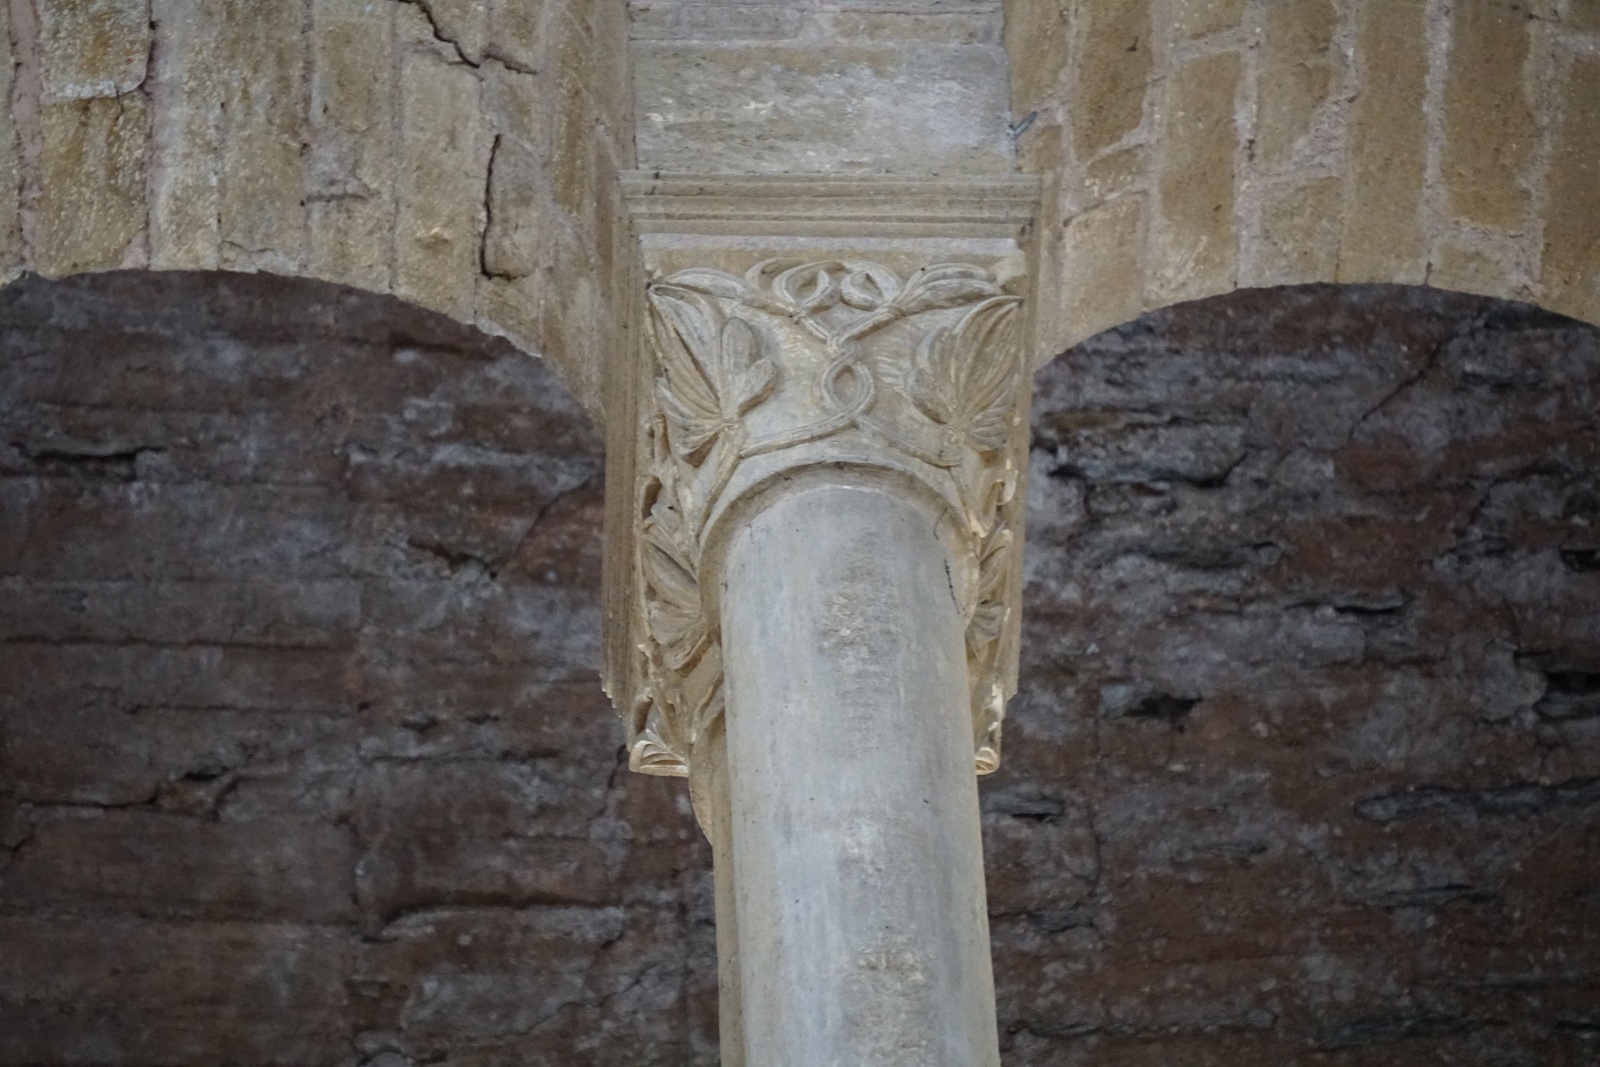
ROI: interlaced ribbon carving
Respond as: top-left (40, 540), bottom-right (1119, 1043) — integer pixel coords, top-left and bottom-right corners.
top-left (628, 259), bottom-right (1025, 777)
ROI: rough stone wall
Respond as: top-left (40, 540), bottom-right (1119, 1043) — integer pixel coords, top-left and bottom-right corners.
top-left (4, 274), bottom-right (1599, 1066)
top-left (1008, 0), bottom-right (1600, 365)
top-left (999, 283), bottom-right (1600, 1063)
top-left (0, 273), bottom-right (719, 1067)
top-left (0, 0), bottom-right (632, 410)
top-left (628, 0), bottom-right (1014, 174)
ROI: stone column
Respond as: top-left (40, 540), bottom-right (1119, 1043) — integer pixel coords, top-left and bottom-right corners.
top-left (721, 478), bottom-right (998, 1065)
top-left (603, 176), bottom-right (1036, 1067)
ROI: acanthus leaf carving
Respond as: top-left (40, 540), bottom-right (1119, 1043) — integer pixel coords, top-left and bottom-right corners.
top-left (628, 259), bottom-right (1027, 779)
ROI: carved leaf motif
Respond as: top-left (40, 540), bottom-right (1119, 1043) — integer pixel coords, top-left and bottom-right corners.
top-left (640, 469), bottom-right (709, 671)
top-left (892, 264), bottom-right (1005, 317)
top-left (908, 295), bottom-right (1022, 453)
top-left (630, 699), bottom-right (691, 776)
top-left (968, 526), bottom-right (1013, 650)
top-left (649, 287), bottom-right (778, 459)
top-left (659, 268), bottom-right (753, 303)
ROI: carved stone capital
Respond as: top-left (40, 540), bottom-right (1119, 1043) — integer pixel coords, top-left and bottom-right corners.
top-left (601, 175), bottom-right (1038, 781)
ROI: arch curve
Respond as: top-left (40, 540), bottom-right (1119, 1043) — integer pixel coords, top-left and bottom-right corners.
top-left (2, 0), bottom-right (630, 411)
top-left (1007, 0), bottom-right (1600, 368)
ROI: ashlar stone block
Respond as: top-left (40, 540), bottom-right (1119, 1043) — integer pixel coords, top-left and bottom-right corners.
top-left (1004, 0), bottom-right (1068, 114)
top-left (309, 0), bottom-right (397, 292)
top-left (1443, 0), bottom-right (1537, 231)
top-left (39, 0), bottom-right (150, 102)
top-left (1254, 176), bottom-right (1342, 286)
top-left (1256, 0), bottom-right (1340, 168)
top-left (1073, 0), bottom-right (1152, 159)
top-left (1340, 0), bottom-right (1427, 284)
top-left (396, 23), bottom-right (490, 320)
top-left (1170, 0), bottom-right (1246, 40)
top-left (1151, 50), bottom-right (1240, 305)
top-left (35, 97), bottom-right (148, 277)
top-left (1541, 54), bottom-right (1600, 321)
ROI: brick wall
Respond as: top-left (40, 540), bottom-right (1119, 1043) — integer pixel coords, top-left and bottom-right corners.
top-left (3, 272), bottom-right (1599, 1065)
top-left (0, 272), bottom-right (718, 1067)
top-left (996, 282), bottom-right (1600, 1063)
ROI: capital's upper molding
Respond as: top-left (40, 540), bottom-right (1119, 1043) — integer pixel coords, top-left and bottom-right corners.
top-left (620, 172), bottom-right (1041, 239)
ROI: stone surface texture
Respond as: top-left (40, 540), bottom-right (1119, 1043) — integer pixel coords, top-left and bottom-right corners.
top-left (629, 0), bottom-right (1014, 175)
top-left (1009, 0), bottom-right (1600, 364)
top-left (5, 0), bottom-right (1599, 414)
top-left (3, 0), bottom-right (633, 412)
top-left (3, 273), bottom-right (1598, 1065)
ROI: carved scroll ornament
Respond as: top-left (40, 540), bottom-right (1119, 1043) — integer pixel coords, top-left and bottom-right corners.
top-left (626, 259), bottom-right (1026, 778)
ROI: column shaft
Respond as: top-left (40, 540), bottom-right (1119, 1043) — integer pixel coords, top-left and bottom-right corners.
top-left (718, 479), bottom-right (1000, 1067)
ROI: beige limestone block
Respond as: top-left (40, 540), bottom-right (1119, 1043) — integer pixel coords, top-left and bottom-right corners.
top-left (216, 2), bottom-right (308, 273)
top-left (0, 1), bottom-right (21, 274)
top-left (478, 274), bottom-right (545, 356)
top-left (308, 0), bottom-right (396, 292)
top-left (1253, 177), bottom-right (1341, 286)
top-left (830, 11), bottom-right (1001, 46)
top-left (1004, 0), bottom-right (1069, 114)
top-left (550, 36), bottom-right (594, 222)
top-left (1073, 0), bottom-right (1152, 159)
top-left (1150, 51), bottom-right (1239, 305)
top-left (488, 0), bottom-right (545, 73)
top-left (148, 0), bottom-right (222, 270)
top-left (397, 44), bottom-right (488, 321)
top-left (632, 39), bottom-right (1013, 174)
top-left (1256, 0), bottom-right (1339, 168)
top-left (1540, 53), bottom-right (1600, 322)
top-left (483, 136), bottom-right (544, 279)
top-left (35, 97), bottom-right (148, 277)
top-left (484, 62), bottom-right (547, 151)
top-left (1061, 194), bottom-right (1146, 344)
top-left (538, 220), bottom-right (605, 407)
top-left (1565, 0), bottom-right (1600, 33)
top-left (1082, 145), bottom-right (1147, 207)
top-left (1432, 238), bottom-right (1512, 298)
top-left (39, 0), bottom-right (150, 101)
top-left (585, 0), bottom-right (632, 148)
top-left (417, 0), bottom-right (489, 65)
top-left (1443, 1), bottom-right (1537, 231)
top-left (1339, 0), bottom-right (1427, 284)
top-left (1171, 0), bottom-right (1246, 40)
top-left (1018, 123), bottom-right (1070, 364)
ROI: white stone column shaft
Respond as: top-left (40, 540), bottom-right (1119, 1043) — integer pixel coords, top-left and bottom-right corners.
top-left (720, 479), bottom-right (1000, 1067)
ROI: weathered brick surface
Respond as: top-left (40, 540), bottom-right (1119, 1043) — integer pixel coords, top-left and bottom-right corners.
top-left (0, 272), bottom-right (711, 1067)
top-left (1002, 283), bottom-right (1600, 1063)
top-left (4, 275), bottom-right (1599, 1065)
